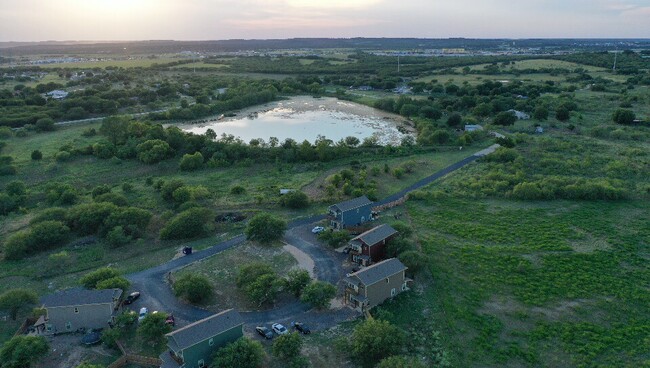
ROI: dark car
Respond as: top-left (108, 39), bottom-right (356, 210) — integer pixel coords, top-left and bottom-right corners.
top-left (123, 291), bottom-right (140, 305)
top-left (256, 326), bottom-right (273, 339)
top-left (293, 322), bottom-right (311, 334)
top-left (165, 314), bottom-right (175, 327)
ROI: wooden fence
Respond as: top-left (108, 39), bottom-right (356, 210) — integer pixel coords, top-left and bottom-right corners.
top-left (108, 340), bottom-right (162, 368)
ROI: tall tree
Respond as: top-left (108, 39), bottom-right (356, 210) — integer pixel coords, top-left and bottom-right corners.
top-left (0, 289), bottom-right (38, 320)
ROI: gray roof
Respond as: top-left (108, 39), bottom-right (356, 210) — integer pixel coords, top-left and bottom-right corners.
top-left (330, 196), bottom-right (373, 212)
top-left (41, 288), bottom-right (122, 308)
top-left (352, 224), bottom-right (398, 247)
top-left (166, 309), bottom-right (243, 351)
top-left (349, 258), bottom-right (407, 286)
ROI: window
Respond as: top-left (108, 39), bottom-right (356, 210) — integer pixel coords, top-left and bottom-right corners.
top-left (385, 278), bottom-right (390, 283)
top-left (402, 283), bottom-right (407, 291)
top-left (66, 322), bottom-right (72, 331)
top-left (74, 307), bottom-right (79, 314)
top-left (391, 288), bottom-right (396, 297)
top-left (46, 324), bottom-right (52, 332)
top-left (208, 338), bottom-right (214, 346)
top-left (198, 359), bottom-right (205, 367)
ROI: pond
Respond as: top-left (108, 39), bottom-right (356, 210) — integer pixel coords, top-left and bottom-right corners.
top-left (177, 96), bottom-right (413, 145)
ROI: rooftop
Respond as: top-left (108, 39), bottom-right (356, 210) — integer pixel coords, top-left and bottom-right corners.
top-left (166, 309), bottom-right (243, 351)
top-left (330, 196), bottom-right (373, 212)
top-left (351, 224), bottom-right (398, 246)
top-left (348, 258), bottom-right (407, 286)
top-left (41, 288), bottom-right (122, 308)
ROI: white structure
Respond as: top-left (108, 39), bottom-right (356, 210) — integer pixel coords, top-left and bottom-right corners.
top-left (46, 90), bottom-right (69, 100)
top-left (507, 109), bottom-right (530, 120)
top-left (464, 124), bottom-right (484, 132)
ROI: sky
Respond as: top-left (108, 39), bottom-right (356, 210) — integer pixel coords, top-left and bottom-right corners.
top-left (0, 0), bottom-right (649, 42)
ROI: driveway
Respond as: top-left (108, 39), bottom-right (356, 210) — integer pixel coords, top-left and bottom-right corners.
top-left (126, 142), bottom-right (499, 330)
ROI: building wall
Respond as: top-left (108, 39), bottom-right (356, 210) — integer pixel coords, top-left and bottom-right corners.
top-left (46, 303), bottom-right (115, 333)
top-left (365, 270), bottom-right (406, 308)
top-left (181, 325), bottom-right (244, 368)
top-left (341, 205), bottom-right (372, 228)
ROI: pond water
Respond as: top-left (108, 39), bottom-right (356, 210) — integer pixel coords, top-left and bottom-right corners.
top-left (178, 96), bottom-right (412, 145)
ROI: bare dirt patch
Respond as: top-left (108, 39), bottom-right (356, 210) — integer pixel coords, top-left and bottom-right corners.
top-left (37, 333), bottom-right (118, 368)
top-left (283, 243), bottom-right (315, 278)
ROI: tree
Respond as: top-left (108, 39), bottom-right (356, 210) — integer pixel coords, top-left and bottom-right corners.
top-left (136, 139), bottom-right (174, 164)
top-left (35, 118), bottom-right (55, 132)
top-left (210, 337), bottom-right (265, 368)
top-left (95, 276), bottom-right (130, 293)
top-left (272, 332), bottom-right (302, 359)
top-left (31, 150), bottom-right (42, 160)
top-left (179, 152), bottom-right (204, 171)
top-left (138, 312), bottom-right (172, 343)
top-left (246, 273), bottom-right (283, 306)
top-left (99, 116), bottom-right (130, 145)
top-left (555, 107), bottom-right (571, 122)
top-left (351, 319), bottom-right (405, 365)
top-left (300, 281), bottom-right (337, 310)
top-left (75, 362), bottom-right (105, 368)
top-left (0, 335), bottom-right (49, 368)
top-left (5, 181), bottom-right (26, 197)
top-left (245, 213), bottom-right (287, 244)
top-left (80, 267), bottom-right (120, 289)
top-left (160, 207), bottom-right (213, 240)
top-left (285, 269), bottom-right (311, 297)
top-left (398, 251), bottom-right (427, 274)
top-left (0, 289), bottom-right (38, 320)
top-left (420, 106), bottom-right (442, 120)
top-left (173, 274), bottom-right (214, 304)
top-left (446, 113), bottom-right (462, 127)
top-left (533, 106), bottom-right (549, 120)
top-left (493, 111), bottom-right (517, 126)
top-left (377, 356), bottom-right (427, 368)
top-left (280, 191), bottom-right (309, 209)
top-left (612, 109), bottom-right (636, 125)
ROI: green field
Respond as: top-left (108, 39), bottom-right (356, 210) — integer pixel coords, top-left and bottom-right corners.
top-left (38, 57), bottom-right (188, 69)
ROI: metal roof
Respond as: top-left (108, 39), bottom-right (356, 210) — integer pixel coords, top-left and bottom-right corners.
top-left (166, 309), bottom-right (243, 351)
top-left (349, 258), bottom-right (407, 286)
top-left (41, 288), bottom-right (122, 308)
top-left (329, 196), bottom-right (373, 212)
top-left (351, 224), bottom-right (398, 246)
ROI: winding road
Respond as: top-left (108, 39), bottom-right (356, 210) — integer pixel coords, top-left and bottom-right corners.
top-left (126, 142), bottom-right (500, 331)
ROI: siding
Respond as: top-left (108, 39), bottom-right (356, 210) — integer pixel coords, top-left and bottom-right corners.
top-left (181, 325), bottom-right (243, 368)
top-left (365, 270), bottom-right (406, 308)
top-left (46, 303), bottom-right (114, 333)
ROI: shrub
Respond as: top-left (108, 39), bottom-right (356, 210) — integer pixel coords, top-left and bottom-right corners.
top-left (318, 230), bottom-right (351, 248)
top-left (95, 276), bottom-right (130, 292)
top-left (493, 111), bottom-right (517, 126)
top-left (30, 208), bottom-right (66, 225)
top-left (0, 289), bottom-right (38, 320)
top-left (138, 312), bottom-right (172, 343)
top-left (446, 113), bottom-right (462, 127)
top-left (378, 356), bottom-right (427, 368)
top-left (0, 336), bottom-right (49, 368)
top-left (351, 319), bottom-right (405, 365)
top-left (136, 139), bottom-right (174, 164)
top-left (92, 142), bottom-right (116, 159)
top-left (160, 207), bottom-right (213, 240)
top-left (54, 151), bottom-right (71, 162)
top-left (35, 118), bottom-right (56, 132)
top-left (398, 250), bottom-right (427, 274)
top-left (285, 269), bottom-right (312, 297)
top-left (211, 337), bottom-right (265, 368)
top-left (173, 274), bottom-right (214, 304)
top-left (280, 191), bottom-right (309, 209)
top-left (80, 267), bottom-right (120, 289)
top-left (612, 109), bottom-right (636, 125)
top-left (230, 185), bottom-right (246, 195)
top-left (66, 202), bottom-right (119, 235)
top-left (301, 281), bottom-right (337, 309)
top-left (31, 150), bottom-right (42, 160)
top-left (45, 182), bottom-right (77, 205)
top-left (5, 181), bottom-right (26, 197)
top-left (533, 106), bottom-right (549, 120)
top-left (179, 152), bottom-right (204, 171)
top-left (245, 213), bottom-right (287, 244)
top-left (106, 226), bottom-right (132, 248)
top-left (161, 179), bottom-right (185, 201)
top-left (484, 147), bottom-right (520, 163)
top-left (555, 107), bottom-right (571, 122)
top-left (94, 192), bottom-right (128, 207)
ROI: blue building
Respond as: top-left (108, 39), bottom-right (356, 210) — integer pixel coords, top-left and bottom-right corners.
top-left (328, 196), bottom-right (373, 229)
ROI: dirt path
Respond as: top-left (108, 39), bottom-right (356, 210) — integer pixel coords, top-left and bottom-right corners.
top-left (283, 243), bottom-right (316, 278)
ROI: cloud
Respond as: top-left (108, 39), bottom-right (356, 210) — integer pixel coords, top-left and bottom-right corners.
top-left (286, 0), bottom-right (382, 8)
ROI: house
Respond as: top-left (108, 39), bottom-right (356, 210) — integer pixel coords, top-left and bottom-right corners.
top-left (344, 258), bottom-right (410, 312)
top-left (45, 90), bottom-right (69, 100)
top-left (41, 288), bottom-right (122, 334)
top-left (464, 124), bottom-right (483, 132)
top-left (348, 224), bottom-right (398, 266)
top-left (328, 196), bottom-right (373, 230)
top-left (507, 109), bottom-right (530, 120)
top-left (160, 309), bottom-right (244, 368)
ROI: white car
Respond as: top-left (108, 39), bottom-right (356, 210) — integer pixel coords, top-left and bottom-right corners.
top-left (311, 226), bottom-right (325, 234)
top-left (138, 307), bottom-right (148, 322)
top-left (272, 323), bottom-right (288, 335)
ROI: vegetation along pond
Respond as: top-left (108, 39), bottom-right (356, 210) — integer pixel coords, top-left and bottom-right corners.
top-left (178, 96), bottom-right (413, 145)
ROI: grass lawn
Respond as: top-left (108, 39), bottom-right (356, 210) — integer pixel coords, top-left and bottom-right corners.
top-left (174, 241), bottom-right (298, 311)
top-left (38, 57), bottom-right (188, 69)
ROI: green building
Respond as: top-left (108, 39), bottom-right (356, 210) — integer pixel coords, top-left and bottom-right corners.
top-left (160, 309), bottom-right (244, 368)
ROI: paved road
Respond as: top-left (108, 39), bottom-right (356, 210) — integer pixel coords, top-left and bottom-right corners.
top-left (126, 142), bottom-right (499, 329)
top-left (53, 109), bottom-right (168, 127)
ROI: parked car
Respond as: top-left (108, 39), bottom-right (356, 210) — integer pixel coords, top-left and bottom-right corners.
top-left (255, 326), bottom-right (273, 339)
top-left (292, 322), bottom-right (311, 334)
top-left (138, 307), bottom-right (148, 322)
top-left (271, 323), bottom-right (288, 335)
top-left (165, 314), bottom-right (175, 327)
top-left (311, 226), bottom-right (325, 234)
top-left (123, 291), bottom-right (140, 305)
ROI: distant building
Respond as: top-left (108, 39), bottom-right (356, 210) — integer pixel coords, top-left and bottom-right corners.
top-left (348, 224), bottom-right (399, 266)
top-left (507, 109), bottom-right (530, 120)
top-left (161, 309), bottom-right (244, 368)
top-left (357, 86), bottom-right (373, 91)
top-left (41, 288), bottom-right (122, 334)
top-left (464, 124), bottom-right (483, 132)
top-left (344, 258), bottom-right (410, 311)
top-left (328, 196), bottom-right (373, 230)
top-left (535, 126), bottom-right (544, 134)
top-left (45, 90), bottom-right (69, 100)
